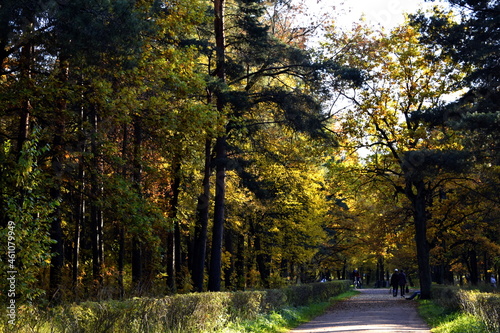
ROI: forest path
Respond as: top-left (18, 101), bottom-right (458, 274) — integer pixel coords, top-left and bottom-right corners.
top-left (288, 288), bottom-right (431, 333)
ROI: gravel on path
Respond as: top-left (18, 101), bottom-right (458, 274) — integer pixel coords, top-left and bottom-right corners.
top-left (288, 288), bottom-right (431, 333)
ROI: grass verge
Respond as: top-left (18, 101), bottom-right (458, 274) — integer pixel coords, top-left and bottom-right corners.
top-left (221, 290), bottom-right (359, 333)
top-left (418, 299), bottom-right (488, 333)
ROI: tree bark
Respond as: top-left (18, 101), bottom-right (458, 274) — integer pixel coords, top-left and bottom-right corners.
top-left (192, 139), bottom-right (212, 292)
top-left (166, 229), bottom-right (175, 292)
top-left (16, 36), bottom-right (32, 158)
top-left (208, 0), bottom-right (227, 292)
top-left (90, 108), bottom-right (104, 287)
top-left (72, 175), bottom-right (83, 294)
top-left (255, 232), bottom-right (271, 288)
top-left (411, 179), bottom-right (432, 299)
top-left (208, 136), bottom-right (227, 291)
top-left (224, 227), bottom-right (234, 290)
top-left (118, 123), bottom-right (128, 298)
top-left (50, 58), bottom-right (69, 301)
top-left (72, 89), bottom-right (88, 297)
top-left (236, 233), bottom-right (246, 290)
top-left (166, 160), bottom-right (182, 292)
top-left (131, 238), bottom-right (142, 288)
top-left (469, 249), bottom-right (479, 285)
top-left (131, 116), bottom-right (143, 288)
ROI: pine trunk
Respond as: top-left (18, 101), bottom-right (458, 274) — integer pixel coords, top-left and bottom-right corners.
top-left (118, 123), bottom-right (128, 298)
top-left (50, 58), bottom-right (69, 301)
top-left (166, 160), bottom-right (182, 292)
top-left (207, 0), bottom-right (227, 292)
top-left (411, 180), bottom-right (432, 299)
top-left (131, 116), bottom-right (143, 288)
top-left (469, 249), bottom-right (479, 285)
top-left (72, 103), bottom-right (86, 295)
top-left (208, 136), bottom-right (227, 291)
top-left (224, 227), bottom-right (234, 290)
top-left (90, 109), bottom-right (104, 286)
top-left (192, 139), bottom-right (212, 292)
top-left (16, 40), bottom-right (32, 157)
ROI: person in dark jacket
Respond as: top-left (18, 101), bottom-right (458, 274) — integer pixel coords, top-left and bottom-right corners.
top-left (398, 270), bottom-right (407, 298)
top-left (390, 269), bottom-right (400, 297)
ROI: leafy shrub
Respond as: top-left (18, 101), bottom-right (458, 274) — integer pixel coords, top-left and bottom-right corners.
top-left (432, 312), bottom-right (488, 333)
top-left (431, 285), bottom-right (461, 311)
top-left (458, 290), bottom-right (500, 333)
top-left (284, 285), bottom-right (314, 307)
top-left (261, 288), bottom-right (287, 312)
top-left (283, 281), bottom-right (349, 308)
top-left (1, 280), bottom-right (350, 332)
top-left (429, 285), bottom-right (500, 333)
top-left (229, 291), bottom-right (264, 320)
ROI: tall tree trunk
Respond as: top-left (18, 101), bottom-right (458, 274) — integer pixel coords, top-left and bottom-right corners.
top-left (131, 239), bottom-right (142, 288)
top-left (224, 227), bottom-right (234, 290)
top-left (49, 186), bottom-right (64, 301)
top-left (342, 258), bottom-right (347, 280)
top-left (118, 225), bottom-right (125, 297)
top-left (207, 0), bottom-right (227, 292)
top-left (174, 219), bottom-right (182, 288)
top-left (192, 139), bottom-right (212, 292)
top-left (236, 233), bottom-right (246, 290)
top-left (469, 249), bottom-right (479, 286)
top-left (255, 232), bottom-right (271, 288)
top-left (72, 101), bottom-right (87, 297)
top-left (131, 116), bottom-right (143, 288)
top-left (118, 123), bottom-right (128, 298)
top-left (208, 137), bottom-right (227, 291)
top-left (16, 33), bottom-right (32, 158)
top-left (166, 230), bottom-right (175, 292)
top-left (49, 58), bottom-right (69, 301)
top-left (166, 160), bottom-right (182, 292)
top-left (411, 180), bottom-right (432, 299)
top-left (90, 108), bottom-right (104, 286)
top-left (482, 252), bottom-right (487, 284)
top-left (376, 256), bottom-right (385, 287)
top-left (72, 174), bottom-right (83, 293)
top-left (173, 163), bottom-right (183, 289)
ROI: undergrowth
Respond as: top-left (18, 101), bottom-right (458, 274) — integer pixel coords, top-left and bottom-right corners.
top-left (418, 299), bottom-right (488, 333)
top-left (1, 281), bottom-right (352, 333)
top-left (220, 290), bottom-right (359, 333)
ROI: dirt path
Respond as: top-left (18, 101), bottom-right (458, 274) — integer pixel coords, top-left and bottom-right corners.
top-left (288, 288), bottom-right (431, 333)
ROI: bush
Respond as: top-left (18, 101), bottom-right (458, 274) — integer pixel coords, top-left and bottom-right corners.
top-left (431, 285), bottom-right (461, 311)
top-left (458, 290), bottom-right (500, 333)
top-left (429, 285), bottom-right (500, 333)
top-left (1, 280), bottom-right (350, 333)
top-left (283, 280), bottom-right (350, 308)
top-left (432, 312), bottom-right (488, 333)
top-left (229, 291), bottom-right (264, 321)
top-left (261, 288), bottom-right (287, 312)
top-left (418, 299), bottom-right (487, 333)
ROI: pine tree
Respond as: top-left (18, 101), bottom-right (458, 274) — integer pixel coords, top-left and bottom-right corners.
top-left (198, 0), bottom-right (361, 291)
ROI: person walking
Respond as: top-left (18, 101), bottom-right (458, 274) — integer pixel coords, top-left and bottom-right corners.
top-left (390, 269), bottom-right (400, 297)
top-left (353, 269), bottom-right (361, 288)
top-left (399, 270), bottom-right (407, 298)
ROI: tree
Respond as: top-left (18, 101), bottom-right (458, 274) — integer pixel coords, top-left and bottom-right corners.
top-left (1, 0), bottom-right (212, 300)
top-left (0, 132), bottom-right (55, 303)
top-left (412, 0), bottom-right (500, 285)
top-left (321, 21), bottom-right (469, 298)
top-left (320, 154), bottom-right (419, 286)
top-left (195, 0), bottom-right (361, 291)
top-left (0, 0), bottom-right (362, 300)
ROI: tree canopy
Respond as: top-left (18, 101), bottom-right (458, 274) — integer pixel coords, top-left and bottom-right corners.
top-left (0, 0), bottom-right (498, 304)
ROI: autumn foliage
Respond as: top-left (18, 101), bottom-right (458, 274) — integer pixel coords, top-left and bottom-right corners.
top-left (0, 0), bottom-right (498, 310)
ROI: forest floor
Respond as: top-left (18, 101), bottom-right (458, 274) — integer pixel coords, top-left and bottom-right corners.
top-left (288, 288), bottom-right (431, 333)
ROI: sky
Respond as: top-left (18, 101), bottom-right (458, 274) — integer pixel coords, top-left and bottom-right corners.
top-left (313, 0), bottom-right (444, 30)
